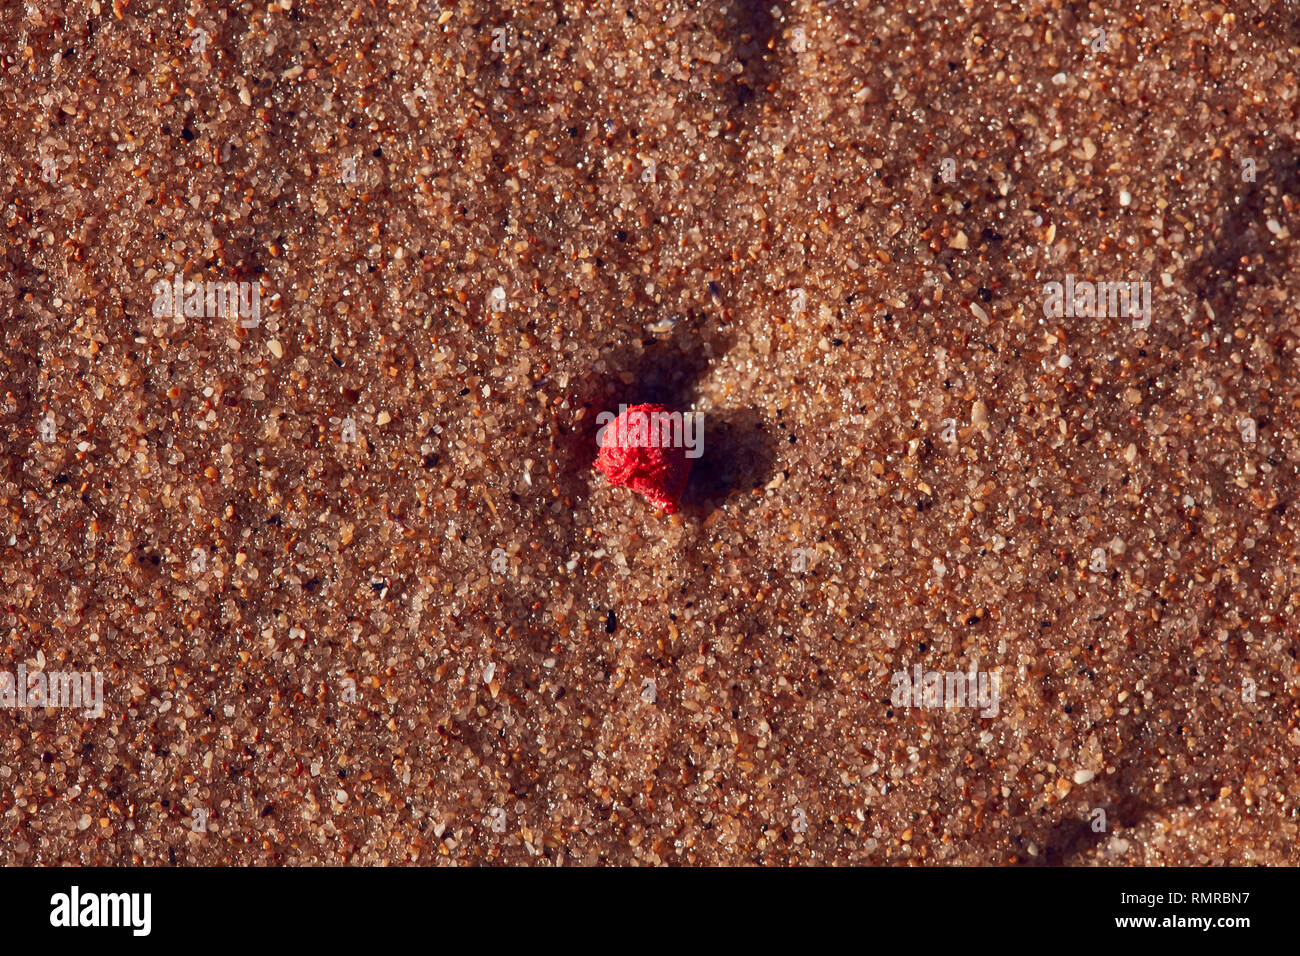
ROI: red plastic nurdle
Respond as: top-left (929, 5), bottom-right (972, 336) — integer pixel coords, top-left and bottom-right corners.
top-left (593, 403), bottom-right (693, 514)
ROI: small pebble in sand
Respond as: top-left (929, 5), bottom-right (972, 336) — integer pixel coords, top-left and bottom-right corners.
top-left (594, 403), bottom-right (693, 514)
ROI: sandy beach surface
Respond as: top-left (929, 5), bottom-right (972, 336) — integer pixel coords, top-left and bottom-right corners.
top-left (2, 1), bottom-right (1298, 864)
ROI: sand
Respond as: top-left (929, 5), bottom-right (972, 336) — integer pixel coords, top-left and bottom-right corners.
top-left (1, 0), bottom-right (1298, 864)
